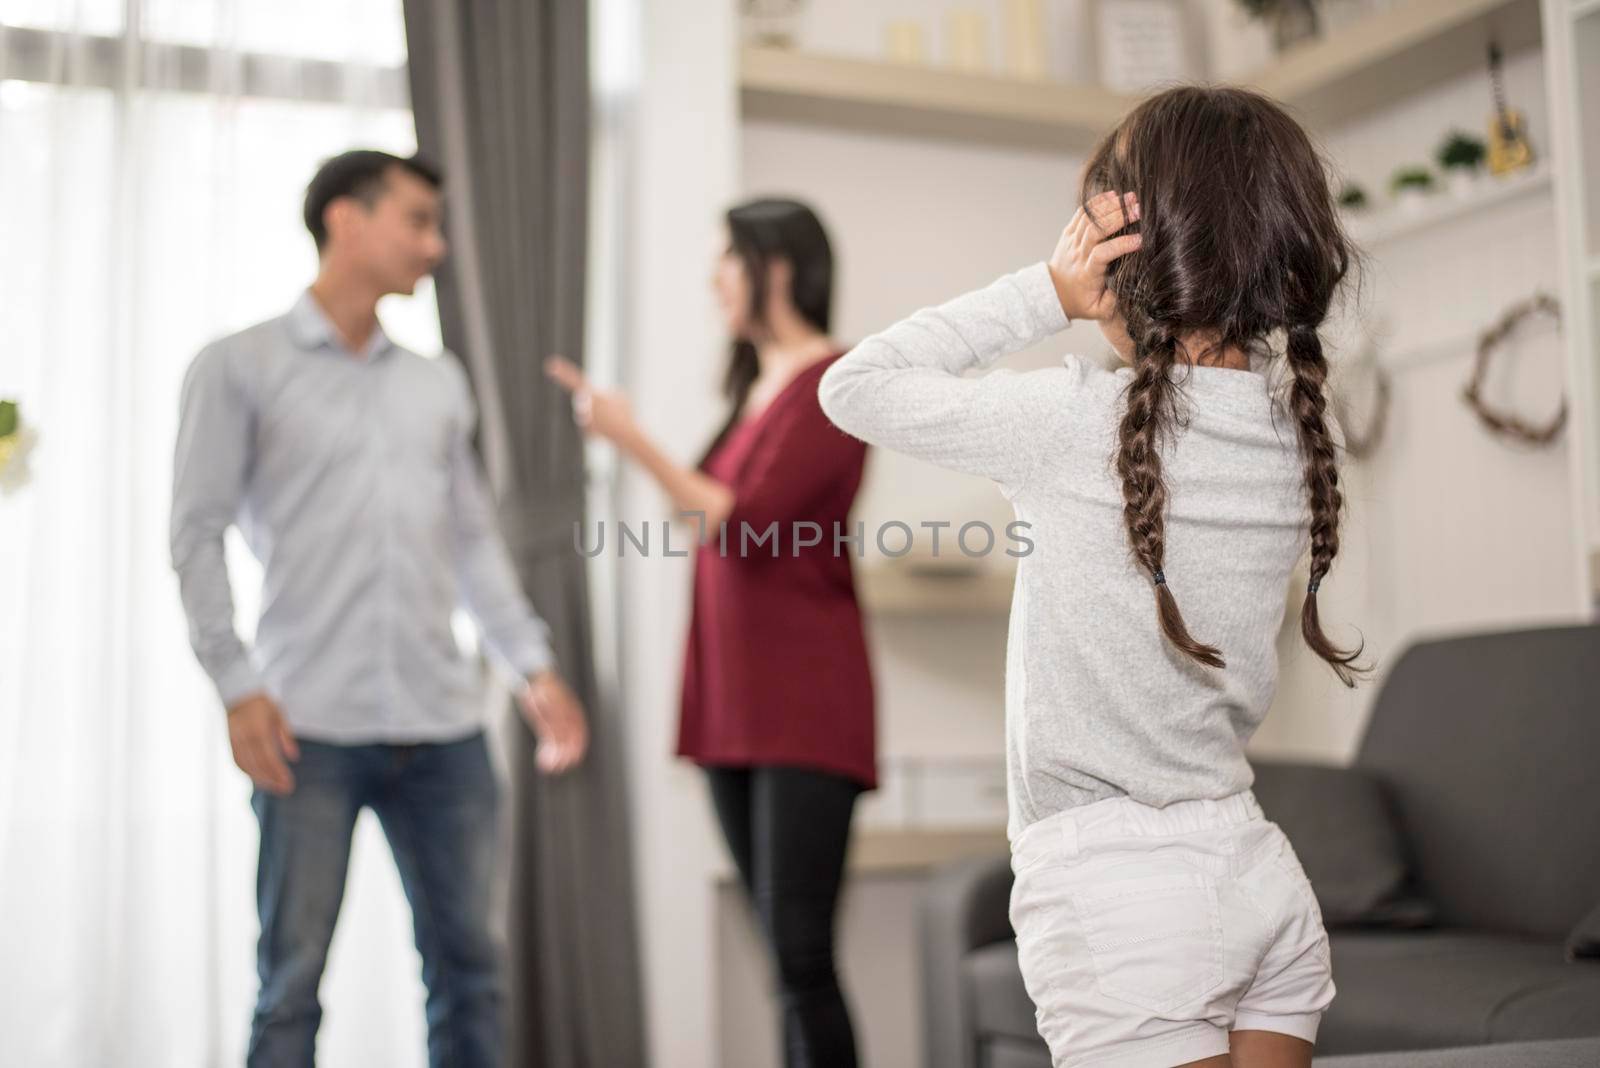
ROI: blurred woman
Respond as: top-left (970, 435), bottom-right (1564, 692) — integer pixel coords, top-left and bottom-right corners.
top-left (546, 197), bottom-right (875, 1067)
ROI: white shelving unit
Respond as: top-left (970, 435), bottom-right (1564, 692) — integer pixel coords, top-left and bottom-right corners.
top-left (740, 0), bottom-right (1540, 144)
top-left (740, 46), bottom-right (1132, 151)
top-left (1246, 0), bottom-right (1541, 124)
top-left (1343, 164), bottom-right (1552, 247)
top-left (1541, 0), bottom-right (1600, 607)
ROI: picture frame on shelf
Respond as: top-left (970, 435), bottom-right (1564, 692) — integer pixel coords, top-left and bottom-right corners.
top-left (1089, 0), bottom-right (1205, 95)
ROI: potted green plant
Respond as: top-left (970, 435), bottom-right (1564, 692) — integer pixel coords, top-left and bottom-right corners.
top-left (1436, 130), bottom-right (1488, 199)
top-left (1389, 166), bottom-right (1436, 213)
top-left (0, 398), bottom-right (38, 496)
top-left (1234, 0), bottom-right (1320, 52)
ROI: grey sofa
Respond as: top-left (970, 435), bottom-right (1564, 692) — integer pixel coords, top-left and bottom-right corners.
top-left (920, 625), bottom-right (1600, 1068)
top-left (1318, 1036), bottom-right (1600, 1067)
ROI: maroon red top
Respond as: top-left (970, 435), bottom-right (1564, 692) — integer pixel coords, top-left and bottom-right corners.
top-left (676, 353), bottom-right (878, 790)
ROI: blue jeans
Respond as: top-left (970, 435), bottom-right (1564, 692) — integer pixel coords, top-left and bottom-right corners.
top-left (248, 730), bottom-right (502, 1068)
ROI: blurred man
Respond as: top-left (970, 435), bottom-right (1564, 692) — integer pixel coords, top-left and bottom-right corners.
top-left (170, 149), bottom-right (588, 1068)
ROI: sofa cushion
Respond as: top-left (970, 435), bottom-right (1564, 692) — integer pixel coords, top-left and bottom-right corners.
top-left (1251, 760), bottom-right (1433, 928)
top-left (967, 940), bottom-right (1041, 1044)
top-left (1318, 931), bottom-right (1600, 1056)
top-left (1565, 900), bottom-right (1600, 961)
top-left (982, 1035), bottom-right (1052, 1068)
top-left (1354, 625), bottom-right (1600, 940)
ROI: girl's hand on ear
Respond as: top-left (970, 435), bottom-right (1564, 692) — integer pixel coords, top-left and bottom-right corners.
top-left (544, 355), bottom-right (637, 445)
top-left (1047, 190), bottom-right (1142, 322)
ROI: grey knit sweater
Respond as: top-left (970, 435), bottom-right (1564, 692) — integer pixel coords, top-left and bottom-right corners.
top-left (818, 262), bottom-right (1311, 840)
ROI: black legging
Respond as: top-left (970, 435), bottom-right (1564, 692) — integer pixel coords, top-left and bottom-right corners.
top-left (706, 765), bottom-right (863, 1068)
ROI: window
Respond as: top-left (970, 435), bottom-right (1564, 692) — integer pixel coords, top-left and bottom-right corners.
top-left (0, 6), bottom-right (445, 1064)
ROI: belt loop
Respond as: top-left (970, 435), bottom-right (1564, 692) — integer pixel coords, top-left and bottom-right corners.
top-left (1058, 816), bottom-right (1080, 860)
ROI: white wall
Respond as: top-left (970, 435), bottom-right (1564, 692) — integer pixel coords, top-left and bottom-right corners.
top-left (623, 2), bottom-right (739, 1065)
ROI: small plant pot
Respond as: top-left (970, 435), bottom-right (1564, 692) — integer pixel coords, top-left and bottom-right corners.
top-left (1393, 187), bottom-right (1432, 214)
top-left (1444, 168), bottom-right (1483, 200)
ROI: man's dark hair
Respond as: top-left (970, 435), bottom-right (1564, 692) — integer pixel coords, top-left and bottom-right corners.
top-left (302, 150), bottom-right (443, 252)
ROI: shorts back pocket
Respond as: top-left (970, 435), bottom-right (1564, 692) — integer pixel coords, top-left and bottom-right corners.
top-left (1069, 869), bottom-right (1224, 1015)
top-left (1272, 838), bottom-right (1333, 967)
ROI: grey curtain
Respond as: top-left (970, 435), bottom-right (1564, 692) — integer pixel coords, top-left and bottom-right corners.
top-left (402, 4), bottom-right (647, 1066)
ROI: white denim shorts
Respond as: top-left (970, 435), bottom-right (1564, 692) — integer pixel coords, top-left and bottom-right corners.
top-left (1008, 789), bottom-right (1335, 1068)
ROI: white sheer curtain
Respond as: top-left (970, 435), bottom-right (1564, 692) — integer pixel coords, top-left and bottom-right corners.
top-left (0, 4), bottom-right (447, 1065)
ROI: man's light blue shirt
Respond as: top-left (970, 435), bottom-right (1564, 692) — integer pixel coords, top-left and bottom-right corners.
top-left (170, 290), bottom-right (556, 742)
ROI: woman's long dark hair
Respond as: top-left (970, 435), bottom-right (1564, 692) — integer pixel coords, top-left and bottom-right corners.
top-left (1082, 85), bottom-right (1369, 686)
top-left (696, 197), bottom-right (834, 469)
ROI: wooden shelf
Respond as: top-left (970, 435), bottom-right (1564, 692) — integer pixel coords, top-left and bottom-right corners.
top-left (1344, 163), bottom-right (1552, 246)
top-left (847, 828), bottom-right (1009, 875)
top-left (856, 563), bottom-right (1016, 618)
top-left (739, 0), bottom-right (1542, 145)
top-left (711, 827), bottom-right (1008, 881)
top-left (740, 46), bottom-right (1133, 151)
top-left (1247, 0), bottom-right (1542, 126)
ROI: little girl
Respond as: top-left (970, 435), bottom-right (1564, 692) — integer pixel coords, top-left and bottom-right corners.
top-left (819, 86), bottom-right (1366, 1068)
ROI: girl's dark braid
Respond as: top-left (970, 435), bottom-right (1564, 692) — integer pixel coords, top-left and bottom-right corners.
top-left (1286, 322), bottom-right (1367, 687)
top-left (1116, 331), bottom-right (1226, 669)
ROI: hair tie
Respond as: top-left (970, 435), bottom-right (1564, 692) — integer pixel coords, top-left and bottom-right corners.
top-left (1307, 577), bottom-right (1321, 594)
top-left (1152, 568), bottom-right (1166, 586)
